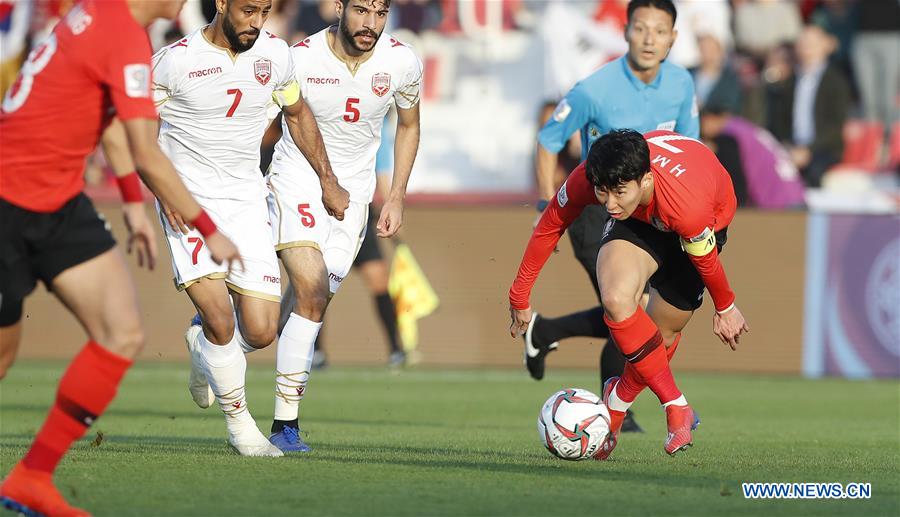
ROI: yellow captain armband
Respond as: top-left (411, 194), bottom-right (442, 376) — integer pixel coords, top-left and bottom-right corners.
top-left (272, 79), bottom-right (300, 108)
top-left (680, 227), bottom-right (716, 256)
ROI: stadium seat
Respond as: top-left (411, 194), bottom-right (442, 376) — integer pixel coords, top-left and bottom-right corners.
top-left (888, 122), bottom-right (900, 170)
top-left (836, 119), bottom-right (883, 172)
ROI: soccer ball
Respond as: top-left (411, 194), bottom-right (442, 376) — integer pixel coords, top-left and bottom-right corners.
top-left (537, 388), bottom-right (611, 461)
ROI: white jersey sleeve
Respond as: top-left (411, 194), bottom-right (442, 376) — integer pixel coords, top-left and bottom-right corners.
top-left (152, 38), bottom-right (186, 114)
top-left (393, 48), bottom-right (423, 110)
top-left (272, 45), bottom-right (301, 108)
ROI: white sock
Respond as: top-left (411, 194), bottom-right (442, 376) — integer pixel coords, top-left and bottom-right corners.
top-left (607, 383), bottom-right (634, 413)
top-left (199, 331), bottom-right (256, 441)
top-left (273, 313), bottom-right (321, 422)
top-left (663, 395), bottom-right (688, 407)
top-left (233, 314), bottom-right (259, 354)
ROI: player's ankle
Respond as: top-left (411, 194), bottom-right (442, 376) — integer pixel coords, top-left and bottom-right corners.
top-left (271, 418), bottom-right (298, 434)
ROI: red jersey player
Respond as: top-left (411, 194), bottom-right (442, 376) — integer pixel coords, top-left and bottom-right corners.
top-left (0, 1), bottom-right (241, 515)
top-left (509, 129), bottom-right (750, 459)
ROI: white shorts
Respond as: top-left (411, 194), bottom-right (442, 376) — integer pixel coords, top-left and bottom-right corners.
top-left (157, 196), bottom-right (281, 302)
top-left (266, 169), bottom-right (368, 294)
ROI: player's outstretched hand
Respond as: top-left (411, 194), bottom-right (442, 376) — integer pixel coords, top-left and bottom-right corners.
top-left (160, 198), bottom-right (192, 234)
top-left (122, 202), bottom-right (158, 270)
top-left (377, 199), bottom-right (403, 238)
top-left (713, 305), bottom-right (750, 351)
top-left (321, 176), bottom-right (350, 221)
top-left (205, 231), bottom-right (244, 274)
top-left (509, 306), bottom-right (533, 338)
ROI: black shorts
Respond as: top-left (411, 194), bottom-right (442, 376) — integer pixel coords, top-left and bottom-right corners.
top-left (566, 204), bottom-right (609, 302)
top-left (0, 193), bottom-right (116, 308)
top-left (353, 205), bottom-right (384, 266)
top-left (599, 217), bottom-right (728, 312)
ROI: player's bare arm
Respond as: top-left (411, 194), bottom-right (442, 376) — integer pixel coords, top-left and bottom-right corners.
top-left (377, 102), bottom-right (419, 238)
top-left (101, 118), bottom-right (158, 270)
top-left (535, 143), bottom-right (559, 205)
top-left (120, 117), bottom-right (243, 270)
top-left (282, 97), bottom-right (349, 221)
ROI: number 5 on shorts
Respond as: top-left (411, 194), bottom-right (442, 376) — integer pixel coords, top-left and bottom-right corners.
top-left (298, 204), bottom-right (316, 228)
top-left (187, 237), bottom-right (204, 265)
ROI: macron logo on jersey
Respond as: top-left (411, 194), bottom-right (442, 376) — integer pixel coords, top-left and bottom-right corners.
top-left (307, 77), bottom-right (340, 86)
top-left (188, 67), bottom-right (223, 79)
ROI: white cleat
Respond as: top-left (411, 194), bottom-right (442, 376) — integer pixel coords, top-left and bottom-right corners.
top-left (228, 429), bottom-right (285, 457)
top-left (185, 324), bottom-right (215, 409)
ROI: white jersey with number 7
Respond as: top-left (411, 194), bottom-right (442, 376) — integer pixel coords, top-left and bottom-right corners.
top-left (152, 28), bottom-right (300, 202)
top-left (270, 28), bottom-right (423, 203)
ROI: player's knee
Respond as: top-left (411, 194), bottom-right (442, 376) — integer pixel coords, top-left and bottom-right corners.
top-left (240, 319), bottom-right (277, 348)
top-left (104, 323), bottom-right (145, 359)
top-left (600, 290), bottom-right (640, 322)
top-left (202, 312), bottom-right (236, 345)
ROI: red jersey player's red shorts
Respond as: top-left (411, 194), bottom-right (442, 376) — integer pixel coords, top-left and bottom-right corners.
top-left (600, 216), bottom-right (728, 312)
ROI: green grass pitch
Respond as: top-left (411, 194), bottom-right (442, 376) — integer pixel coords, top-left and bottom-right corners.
top-left (1, 362), bottom-right (898, 516)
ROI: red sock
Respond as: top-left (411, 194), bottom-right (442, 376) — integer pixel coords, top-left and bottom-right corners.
top-left (605, 308), bottom-right (681, 405)
top-left (22, 341), bottom-right (132, 474)
top-left (617, 333), bottom-right (682, 401)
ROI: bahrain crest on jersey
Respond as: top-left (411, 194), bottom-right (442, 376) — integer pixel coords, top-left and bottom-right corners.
top-left (372, 72), bottom-right (391, 97)
top-left (254, 59), bottom-right (272, 85)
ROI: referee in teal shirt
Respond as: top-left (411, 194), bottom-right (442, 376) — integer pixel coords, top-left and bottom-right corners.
top-left (523, 0), bottom-right (699, 433)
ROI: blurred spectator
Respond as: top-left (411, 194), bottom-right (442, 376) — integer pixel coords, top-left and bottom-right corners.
top-left (768, 24), bottom-right (851, 187)
top-left (291, 0), bottom-right (338, 43)
top-left (668, 0), bottom-right (731, 69)
top-left (540, 0), bottom-right (627, 100)
top-left (734, 0), bottom-right (802, 63)
top-left (393, 0), bottom-right (442, 33)
top-left (852, 0), bottom-right (900, 137)
top-left (702, 106), bottom-right (806, 208)
top-left (0, 0), bottom-right (31, 98)
top-left (690, 32), bottom-right (741, 113)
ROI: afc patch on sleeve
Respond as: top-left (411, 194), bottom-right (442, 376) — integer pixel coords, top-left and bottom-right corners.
top-left (124, 64), bottom-right (150, 98)
top-left (680, 227), bottom-right (716, 256)
top-left (556, 182), bottom-right (569, 207)
top-left (552, 99), bottom-right (571, 122)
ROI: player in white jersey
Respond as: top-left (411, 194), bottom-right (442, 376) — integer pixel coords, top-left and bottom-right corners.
top-left (265, 0), bottom-right (422, 452)
top-left (152, 0), bottom-right (349, 457)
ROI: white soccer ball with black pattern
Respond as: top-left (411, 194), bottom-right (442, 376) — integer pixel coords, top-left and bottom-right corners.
top-left (537, 388), bottom-right (611, 460)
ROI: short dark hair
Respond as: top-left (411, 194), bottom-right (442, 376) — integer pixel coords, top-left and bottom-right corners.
top-left (341, 0), bottom-right (392, 7)
top-left (585, 129), bottom-right (651, 191)
top-left (626, 0), bottom-right (677, 26)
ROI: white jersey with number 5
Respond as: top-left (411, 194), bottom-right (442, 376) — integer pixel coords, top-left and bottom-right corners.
top-left (270, 28), bottom-right (423, 203)
top-left (153, 28), bottom-right (299, 202)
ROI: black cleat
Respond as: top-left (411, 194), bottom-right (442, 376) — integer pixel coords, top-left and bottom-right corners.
top-left (620, 409), bottom-right (644, 433)
top-left (522, 313), bottom-right (558, 380)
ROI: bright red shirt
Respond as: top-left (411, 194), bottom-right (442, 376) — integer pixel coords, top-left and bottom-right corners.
top-left (0, 0), bottom-right (156, 212)
top-left (510, 130), bottom-right (738, 312)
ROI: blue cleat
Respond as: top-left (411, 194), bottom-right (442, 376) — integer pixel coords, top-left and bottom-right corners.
top-left (692, 410), bottom-right (701, 430)
top-left (269, 426), bottom-right (312, 453)
top-left (0, 496), bottom-right (41, 517)
top-left (190, 313), bottom-right (202, 327)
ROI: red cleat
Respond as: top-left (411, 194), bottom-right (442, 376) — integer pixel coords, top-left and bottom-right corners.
top-left (0, 463), bottom-right (91, 517)
top-left (594, 376), bottom-right (624, 461)
top-left (664, 404), bottom-right (695, 456)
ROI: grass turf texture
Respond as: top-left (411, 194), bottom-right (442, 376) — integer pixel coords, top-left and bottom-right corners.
top-left (1, 362), bottom-right (898, 516)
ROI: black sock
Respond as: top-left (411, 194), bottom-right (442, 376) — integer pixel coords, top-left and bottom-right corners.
top-left (374, 292), bottom-right (401, 353)
top-left (534, 306), bottom-right (610, 345)
top-left (271, 418), bottom-right (299, 433)
top-left (599, 339), bottom-right (626, 385)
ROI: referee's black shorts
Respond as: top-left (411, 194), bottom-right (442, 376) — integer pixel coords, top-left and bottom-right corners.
top-left (0, 193), bottom-right (116, 325)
